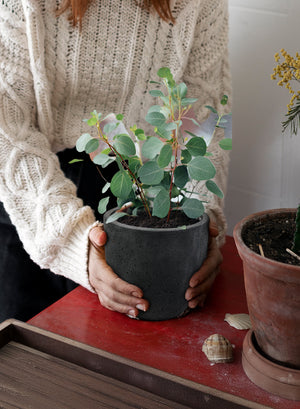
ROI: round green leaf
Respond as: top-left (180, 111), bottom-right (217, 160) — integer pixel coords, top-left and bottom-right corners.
top-left (76, 133), bottom-right (92, 152)
top-left (85, 138), bottom-right (100, 154)
top-left (93, 153), bottom-right (110, 165)
top-left (138, 161), bottom-right (164, 185)
top-left (174, 165), bottom-right (189, 188)
top-left (181, 149), bottom-right (192, 164)
top-left (157, 144), bottom-right (172, 168)
top-left (145, 111), bottom-right (166, 127)
top-left (206, 180), bottom-right (224, 198)
top-left (152, 188), bottom-right (170, 218)
top-left (174, 83), bottom-right (187, 99)
top-left (98, 197), bottom-right (110, 214)
top-left (114, 134), bottom-right (136, 156)
top-left (128, 157), bottom-right (141, 174)
top-left (219, 138), bottom-right (232, 150)
top-left (157, 67), bottom-right (172, 79)
top-left (149, 89), bottom-right (164, 97)
top-left (187, 157), bottom-right (216, 181)
top-left (181, 98), bottom-right (198, 106)
top-left (182, 198), bottom-right (204, 219)
top-left (141, 137), bottom-right (163, 159)
top-left (110, 171), bottom-right (132, 199)
top-left (186, 137), bottom-right (207, 156)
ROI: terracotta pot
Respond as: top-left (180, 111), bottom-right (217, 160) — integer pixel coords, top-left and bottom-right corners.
top-left (233, 208), bottom-right (300, 369)
top-left (104, 208), bottom-right (209, 321)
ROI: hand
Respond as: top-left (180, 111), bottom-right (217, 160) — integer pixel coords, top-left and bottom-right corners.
top-left (88, 225), bottom-right (149, 318)
top-left (185, 222), bottom-right (223, 309)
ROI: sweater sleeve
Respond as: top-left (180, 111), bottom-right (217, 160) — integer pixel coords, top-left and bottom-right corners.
top-left (0, 5), bottom-right (95, 290)
top-left (182, 0), bottom-right (232, 246)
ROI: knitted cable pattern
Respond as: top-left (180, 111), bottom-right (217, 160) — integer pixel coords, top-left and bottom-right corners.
top-left (0, 0), bottom-right (231, 288)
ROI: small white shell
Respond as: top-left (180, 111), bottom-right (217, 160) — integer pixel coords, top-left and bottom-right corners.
top-left (202, 334), bottom-right (233, 363)
top-left (224, 313), bottom-right (252, 330)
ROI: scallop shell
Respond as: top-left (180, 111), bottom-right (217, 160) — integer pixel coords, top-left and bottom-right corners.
top-left (224, 313), bottom-right (252, 330)
top-left (202, 334), bottom-right (233, 363)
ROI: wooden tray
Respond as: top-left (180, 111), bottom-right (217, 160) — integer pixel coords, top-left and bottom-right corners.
top-left (0, 320), bottom-right (269, 409)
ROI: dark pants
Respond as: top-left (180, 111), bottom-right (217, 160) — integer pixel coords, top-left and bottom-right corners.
top-left (0, 149), bottom-right (117, 322)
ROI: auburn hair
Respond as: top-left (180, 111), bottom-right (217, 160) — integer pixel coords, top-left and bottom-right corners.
top-left (57, 0), bottom-right (175, 27)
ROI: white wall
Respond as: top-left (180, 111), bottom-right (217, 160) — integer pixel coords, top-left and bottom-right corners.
top-left (225, 0), bottom-right (300, 234)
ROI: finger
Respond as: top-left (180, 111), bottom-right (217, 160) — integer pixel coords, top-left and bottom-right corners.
top-left (89, 226), bottom-right (107, 248)
top-left (96, 280), bottom-right (149, 316)
top-left (187, 293), bottom-right (207, 309)
top-left (189, 242), bottom-right (222, 288)
top-left (186, 267), bottom-right (219, 304)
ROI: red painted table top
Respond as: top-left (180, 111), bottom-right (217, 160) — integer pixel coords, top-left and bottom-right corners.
top-left (29, 237), bottom-right (299, 409)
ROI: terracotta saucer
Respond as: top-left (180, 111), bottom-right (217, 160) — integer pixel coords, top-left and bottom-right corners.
top-left (242, 330), bottom-right (300, 401)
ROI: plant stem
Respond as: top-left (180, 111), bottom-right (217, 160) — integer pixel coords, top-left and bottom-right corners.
top-left (96, 122), bottom-right (151, 218)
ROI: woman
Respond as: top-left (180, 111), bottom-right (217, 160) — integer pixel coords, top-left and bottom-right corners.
top-left (0, 0), bottom-right (231, 321)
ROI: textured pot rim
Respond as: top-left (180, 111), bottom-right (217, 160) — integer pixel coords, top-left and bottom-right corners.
top-left (104, 207), bottom-right (209, 233)
top-left (233, 208), bottom-right (300, 281)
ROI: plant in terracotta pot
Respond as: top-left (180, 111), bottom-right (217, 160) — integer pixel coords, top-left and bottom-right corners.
top-left (233, 50), bottom-right (300, 401)
top-left (75, 67), bottom-right (232, 321)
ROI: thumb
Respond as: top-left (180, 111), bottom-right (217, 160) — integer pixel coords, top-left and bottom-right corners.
top-left (89, 225), bottom-right (107, 248)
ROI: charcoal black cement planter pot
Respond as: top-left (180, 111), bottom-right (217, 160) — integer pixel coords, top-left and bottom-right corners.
top-left (103, 208), bottom-right (209, 321)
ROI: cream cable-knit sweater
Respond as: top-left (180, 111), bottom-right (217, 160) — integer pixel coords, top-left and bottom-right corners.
top-left (0, 0), bottom-right (231, 291)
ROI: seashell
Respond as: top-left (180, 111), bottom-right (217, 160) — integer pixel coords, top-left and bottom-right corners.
top-left (224, 313), bottom-right (252, 330)
top-left (202, 334), bottom-right (233, 363)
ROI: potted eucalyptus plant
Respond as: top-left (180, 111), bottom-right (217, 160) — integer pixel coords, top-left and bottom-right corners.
top-left (74, 67), bottom-right (231, 321)
top-left (233, 50), bottom-right (300, 401)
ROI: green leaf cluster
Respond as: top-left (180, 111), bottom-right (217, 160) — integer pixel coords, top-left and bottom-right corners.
top-left (75, 67), bottom-right (232, 222)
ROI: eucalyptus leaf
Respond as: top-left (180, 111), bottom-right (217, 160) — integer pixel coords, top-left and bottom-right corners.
top-left (98, 197), bottom-right (110, 214)
top-left (103, 122), bottom-right (119, 135)
top-left (157, 67), bottom-right (172, 80)
top-left (182, 198), bottom-right (204, 219)
top-left (186, 137), bottom-right (207, 157)
top-left (181, 98), bottom-right (198, 106)
top-left (187, 157), bottom-right (216, 181)
top-left (152, 188), bottom-right (170, 218)
top-left (206, 180), bottom-right (224, 198)
top-left (76, 133), bottom-right (92, 152)
top-left (110, 171), bottom-right (132, 199)
top-left (174, 165), bottom-right (189, 188)
top-left (142, 137), bottom-right (164, 159)
top-left (149, 89), bottom-right (164, 97)
top-left (145, 111), bottom-right (166, 127)
top-left (155, 122), bottom-right (176, 140)
top-left (205, 105), bottom-right (218, 114)
top-left (114, 134), bottom-right (136, 156)
top-left (85, 138), bottom-right (100, 154)
top-left (106, 211), bottom-right (128, 224)
top-left (157, 144), bottom-right (172, 168)
top-left (128, 157), bottom-right (141, 173)
top-left (174, 83), bottom-right (187, 99)
top-left (93, 153), bottom-right (110, 165)
top-left (87, 117), bottom-right (97, 126)
top-left (102, 182), bottom-right (110, 193)
top-left (181, 149), bottom-right (192, 164)
top-left (138, 161), bottom-right (164, 185)
top-left (219, 139), bottom-right (232, 150)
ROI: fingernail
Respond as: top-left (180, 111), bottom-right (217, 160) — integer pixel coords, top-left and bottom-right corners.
top-left (128, 310), bottom-right (137, 318)
top-left (132, 291), bottom-right (142, 298)
top-left (136, 304), bottom-right (146, 312)
top-left (190, 280), bottom-right (198, 288)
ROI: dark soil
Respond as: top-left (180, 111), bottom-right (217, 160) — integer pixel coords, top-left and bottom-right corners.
top-left (242, 212), bottom-right (300, 266)
top-left (118, 210), bottom-right (200, 229)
